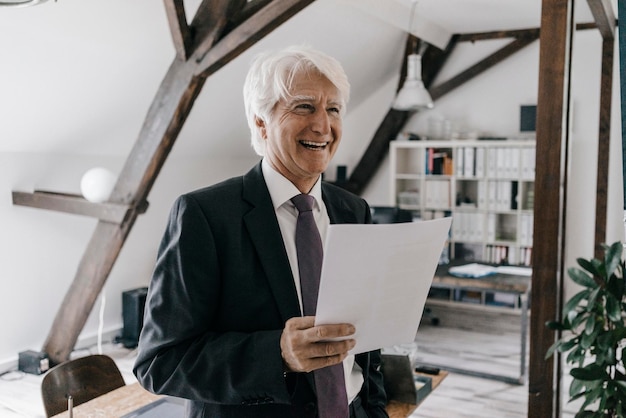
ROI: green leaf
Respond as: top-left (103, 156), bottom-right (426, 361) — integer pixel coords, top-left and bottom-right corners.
top-left (604, 241), bottom-right (623, 277)
top-left (584, 315), bottom-right (597, 335)
top-left (570, 311), bottom-right (588, 329)
top-left (558, 339), bottom-right (580, 354)
top-left (564, 289), bottom-right (591, 315)
top-left (606, 295), bottom-right (622, 322)
top-left (569, 267), bottom-right (599, 288)
top-left (581, 328), bottom-right (599, 349)
top-left (570, 364), bottom-right (606, 380)
top-left (578, 257), bottom-right (602, 277)
top-left (546, 341), bottom-right (559, 359)
top-left (569, 378), bottom-right (585, 397)
top-left (581, 383), bottom-right (604, 410)
top-left (606, 274), bottom-right (625, 303)
top-left (546, 320), bottom-right (567, 331)
top-left (567, 347), bottom-right (586, 364)
top-left (587, 287), bottom-right (601, 309)
top-left (573, 411), bottom-right (595, 418)
top-left (615, 380), bottom-right (626, 394)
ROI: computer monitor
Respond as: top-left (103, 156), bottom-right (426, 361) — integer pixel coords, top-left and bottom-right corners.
top-left (370, 206), bottom-right (414, 224)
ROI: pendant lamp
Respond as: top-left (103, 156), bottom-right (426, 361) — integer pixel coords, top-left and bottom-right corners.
top-left (392, 0), bottom-right (434, 111)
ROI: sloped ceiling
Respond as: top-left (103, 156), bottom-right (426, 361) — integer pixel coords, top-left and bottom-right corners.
top-left (0, 0), bottom-right (603, 159)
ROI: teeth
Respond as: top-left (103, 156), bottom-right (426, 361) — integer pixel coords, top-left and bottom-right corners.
top-left (300, 140), bottom-right (327, 148)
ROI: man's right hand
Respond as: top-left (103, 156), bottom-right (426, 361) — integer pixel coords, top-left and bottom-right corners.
top-left (280, 316), bottom-right (356, 373)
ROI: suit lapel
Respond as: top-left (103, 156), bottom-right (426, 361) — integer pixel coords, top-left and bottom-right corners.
top-left (322, 184), bottom-right (359, 224)
top-left (242, 163), bottom-right (302, 323)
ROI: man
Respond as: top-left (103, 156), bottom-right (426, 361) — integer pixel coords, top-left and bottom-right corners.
top-left (134, 45), bottom-right (388, 418)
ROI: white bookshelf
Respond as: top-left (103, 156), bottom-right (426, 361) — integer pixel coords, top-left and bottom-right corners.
top-left (390, 139), bottom-right (536, 266)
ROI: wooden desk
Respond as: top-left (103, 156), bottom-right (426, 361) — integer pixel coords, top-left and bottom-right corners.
top-left (53, 373), bottom-right (447, 418)
top-left (426, 265), bottom-right (531, 385)
top-left (386, 370), bottom-right (448, 418)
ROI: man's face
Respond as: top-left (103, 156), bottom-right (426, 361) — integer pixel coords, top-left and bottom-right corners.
top-left (258, 71), bottom-right (343, 193)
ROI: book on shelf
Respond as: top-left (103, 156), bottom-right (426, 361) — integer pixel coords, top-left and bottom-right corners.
top-left (426, 148), bottom-right (453, 175)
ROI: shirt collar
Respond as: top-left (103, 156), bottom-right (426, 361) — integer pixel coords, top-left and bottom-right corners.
top-left (261, 158), bottom-right (323, 211)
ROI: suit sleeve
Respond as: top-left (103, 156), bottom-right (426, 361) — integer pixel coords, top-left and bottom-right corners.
top-left (360, 350), bottom-right (389, 418)
top-left (133, 195), bottom-right (291, 406)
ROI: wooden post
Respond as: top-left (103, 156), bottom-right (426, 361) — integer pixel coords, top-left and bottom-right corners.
top-left (528, 0), bottom-right (574, 416)
top-left (587, 0), bottom-right (616, 258)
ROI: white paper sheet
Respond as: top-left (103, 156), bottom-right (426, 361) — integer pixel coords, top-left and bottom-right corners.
top-left (315, 217), bottom-right (452, 355)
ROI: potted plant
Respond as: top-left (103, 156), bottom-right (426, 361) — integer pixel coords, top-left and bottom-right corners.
top-left (546, 241), bottom-right (626, 417)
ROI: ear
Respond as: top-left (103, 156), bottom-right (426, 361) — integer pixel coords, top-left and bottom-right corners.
top-left (255, 116), bottom-right (267, 140)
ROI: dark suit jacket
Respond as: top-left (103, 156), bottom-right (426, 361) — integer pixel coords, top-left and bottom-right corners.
top-left (134, 162), bottom-right (388, 418)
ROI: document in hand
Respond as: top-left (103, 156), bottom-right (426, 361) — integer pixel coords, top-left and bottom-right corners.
top-left (315, 217), bottom-right (452, 355)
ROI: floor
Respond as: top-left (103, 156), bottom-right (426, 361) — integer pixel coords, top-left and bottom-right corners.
top-left (0, 309), bottom-right (583, 418)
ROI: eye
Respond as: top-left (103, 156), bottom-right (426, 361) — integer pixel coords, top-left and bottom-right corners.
top-left (296, 103), bottom-right (314, 110)
top-left (328, 107), bottom-right (341, 114)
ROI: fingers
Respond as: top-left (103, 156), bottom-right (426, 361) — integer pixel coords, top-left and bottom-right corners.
top-left (286, 316), bottom-right (355, 341)
top-left (280, 317), bottom-right (356, 373)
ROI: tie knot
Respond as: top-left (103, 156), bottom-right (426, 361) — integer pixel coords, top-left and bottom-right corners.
top-left (291, 193), bottom-right (315, 213)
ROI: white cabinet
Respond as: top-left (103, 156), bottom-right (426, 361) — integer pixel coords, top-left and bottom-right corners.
top-left (390, 140), bottom-right (535, 266)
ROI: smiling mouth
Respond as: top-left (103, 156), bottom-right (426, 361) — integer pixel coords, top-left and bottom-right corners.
top-left (299, 140), bottom-right (328, 150)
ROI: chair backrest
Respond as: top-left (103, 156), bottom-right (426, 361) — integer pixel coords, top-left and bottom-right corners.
top-left (41, 354), bottom-right (125, 417)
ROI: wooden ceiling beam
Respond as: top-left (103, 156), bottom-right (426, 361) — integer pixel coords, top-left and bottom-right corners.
top-left (422, 34), bottom-right (460, 88)
top-left (11, 191), bottom-right (147, 224)
top-left (458, 28), bottom-right (540, 42)
top-left (190, 0), bottom-right (246, 60)
top-left (164, 0), bottom-right (192, 60)
top-left (430, 33), bottom-right (539, 100)
top-left (456, 21), bottom-right (608, 43)
top-left (194, 0), bottom-right (315, 77)
top-left (586, 0), bottom-right (616, 40)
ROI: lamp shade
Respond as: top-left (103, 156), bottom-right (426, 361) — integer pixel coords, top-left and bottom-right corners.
top-left (392, 54), bottom-right (434, 111)
top-left (80, 167), bottom-right (116, 203)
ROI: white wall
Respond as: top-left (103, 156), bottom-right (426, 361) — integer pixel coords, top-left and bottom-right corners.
top-left (0, 152), bottom-right (258, 369)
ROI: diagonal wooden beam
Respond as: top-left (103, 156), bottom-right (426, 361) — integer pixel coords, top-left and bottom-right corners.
top-left (41, 0), bottom-right (317, 365)
top-left (422, 34), bottom-right (460, 88)
top-left (189, 0), bottom-right (246, 60)
top-left (586, 0), bottom-right (616, 40)
top-left (164, 0), bottom-right (192, 60)
top-left (430, 33), bottom-right (539, 100)
top-left (194, 0), bottom-right (315, 77)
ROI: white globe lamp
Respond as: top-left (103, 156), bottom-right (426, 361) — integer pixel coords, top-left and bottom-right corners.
top-left (80, 167), bottom-right (117, 203)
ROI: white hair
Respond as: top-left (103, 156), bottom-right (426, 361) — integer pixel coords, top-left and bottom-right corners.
top-left (243, 45), bottom-right (350, 156)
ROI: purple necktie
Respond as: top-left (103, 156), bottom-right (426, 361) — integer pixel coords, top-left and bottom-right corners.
top-left (291, 194), bottom-right (349, 418)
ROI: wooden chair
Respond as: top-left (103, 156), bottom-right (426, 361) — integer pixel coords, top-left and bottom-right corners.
top-left (41, 354), bottom-right (125, 417)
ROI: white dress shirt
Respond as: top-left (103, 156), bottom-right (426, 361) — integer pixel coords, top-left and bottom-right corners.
top-left (261, 159), bottom-right (364, 405)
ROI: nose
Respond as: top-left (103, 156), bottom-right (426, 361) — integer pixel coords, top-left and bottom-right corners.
top-left (310, 110), bottom-right (331, 135)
